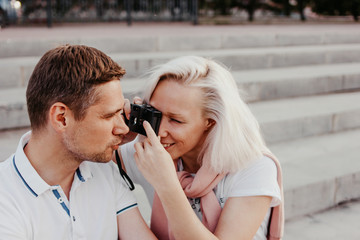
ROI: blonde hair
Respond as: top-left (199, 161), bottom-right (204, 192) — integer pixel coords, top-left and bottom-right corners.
top-left (143, 56), bottom-right (267, 173)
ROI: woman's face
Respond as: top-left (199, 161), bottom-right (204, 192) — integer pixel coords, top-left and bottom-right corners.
top-left (149, 80), bottom-right (212, 164)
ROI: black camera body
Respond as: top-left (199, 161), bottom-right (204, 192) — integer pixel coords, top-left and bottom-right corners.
top-left (125, 104), bottom-right (162, 136)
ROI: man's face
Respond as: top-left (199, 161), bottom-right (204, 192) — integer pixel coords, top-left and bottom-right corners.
top-left (63, 80), bottom-right (129, 163)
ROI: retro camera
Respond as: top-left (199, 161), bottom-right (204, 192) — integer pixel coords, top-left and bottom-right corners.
top-left (124, 104), bottom-right (162, 136)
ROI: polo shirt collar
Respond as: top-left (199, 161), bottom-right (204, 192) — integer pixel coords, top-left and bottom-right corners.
top-left (77, 161), bottom-right (93, 182)
top-left (13, 131), bottom-right (49, 197)
top-left (13, 131), bottom-right (93, 197)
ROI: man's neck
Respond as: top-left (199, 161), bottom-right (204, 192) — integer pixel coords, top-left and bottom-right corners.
top-left (24, 131), bottom-right (80, 199)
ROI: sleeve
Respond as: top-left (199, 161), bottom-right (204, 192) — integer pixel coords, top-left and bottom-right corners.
top-left (0, 195), bottom-right (27, 239)
top-left (228, 156), bottom-right (281, 207)
top-left (109, 161), bottom-right (138, 215)
top-left (0, 162), bottom-right (27, 239)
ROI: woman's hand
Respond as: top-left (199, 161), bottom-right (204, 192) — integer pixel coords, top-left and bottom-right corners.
top-left (134, 121), bottom-right (178, 192)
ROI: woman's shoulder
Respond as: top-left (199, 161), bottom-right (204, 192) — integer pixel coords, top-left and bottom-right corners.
top-left (220, 155), bottom-right (280, 200)
top-left (227, 155), bottom-right (277, 180)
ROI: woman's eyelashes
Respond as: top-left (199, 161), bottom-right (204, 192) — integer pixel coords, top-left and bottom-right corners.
top-left (170, 118), bottom-right (183, 124)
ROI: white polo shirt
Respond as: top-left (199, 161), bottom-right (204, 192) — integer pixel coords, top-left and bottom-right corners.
top-left (0, 131), bottom-right (137, 240)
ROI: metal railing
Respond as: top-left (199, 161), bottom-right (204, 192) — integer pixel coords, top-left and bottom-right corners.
top-left (20, 0), bottom-right (198, 26)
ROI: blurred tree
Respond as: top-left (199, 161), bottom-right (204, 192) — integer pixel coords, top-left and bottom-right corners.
top-left (352, 0), bottom-right (360, 21)
top-left (268, 0), bottom-right (310, 21)
top-left (283, 0), bottom-right (290, 16)
top-left (311, 0), bottom-right (345, 15)
top-left (312, 0), bottom-right (360, 21)
top-left (243, 0), bottom-right (258, 21)
top-left (297, 0), bottom-right (308, 21)
top-left (211, 0), bottom-right (232, 15)
top-left (272, 0), bottom-right (291, 16)
top-left (232, 0), bottom-right (261, 21)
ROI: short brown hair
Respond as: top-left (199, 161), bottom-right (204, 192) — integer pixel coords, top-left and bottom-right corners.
top-left (26, 44), bottom-right (125, 131)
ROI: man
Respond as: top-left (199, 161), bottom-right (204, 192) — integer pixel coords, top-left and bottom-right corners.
top-left (0, 45), bottom-right (156, 239)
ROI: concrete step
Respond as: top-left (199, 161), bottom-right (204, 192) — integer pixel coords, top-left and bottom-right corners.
top-left (2, 84), bottom-right (360, 144)
top-left (0, 127), bottom-right (29, 160)
top-left (249, 91), bottom-right (360, 144)
top-left (4, 62), bottom-right (360, 102)
top-left (115, 44), bottom-right (360, 78)
top-left (2, 43), bottom-right (360, 87)
top-left (270, 129), bottom-right (360, 220)
top-left (0, 88), bottom-right (28, 130)
top-left (284, 199), bottom-right (360, 239)
top-left (123, 62), bottom-right (360, 103)
top-left (1, 29), bottom-right (360, 58)
top-left (0, 78), bottom-right (144, 130)
top-left (124, 62), bottom-right (360, 103)
top-left (234, 62), bottom-right (360, 102)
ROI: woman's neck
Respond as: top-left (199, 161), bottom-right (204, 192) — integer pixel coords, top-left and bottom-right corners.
top-left (179, 156), bottom-right (201, 174)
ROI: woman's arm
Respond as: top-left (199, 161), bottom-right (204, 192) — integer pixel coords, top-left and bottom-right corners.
top-left (215, 196), bottom-right (272, 239)
top-left (117, 207), bottom-right (157, 240)
top-left (152, 180), bottom-right (271, 240)
top-left (134, 121), bottom-right (272, 240)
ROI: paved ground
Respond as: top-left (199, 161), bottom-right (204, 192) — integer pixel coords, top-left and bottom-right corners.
top-left (1, 22), bottom-right (360, 239)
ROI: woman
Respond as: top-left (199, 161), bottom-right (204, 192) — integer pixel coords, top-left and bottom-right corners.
top-left (120, 56), bottom-right (284, 240)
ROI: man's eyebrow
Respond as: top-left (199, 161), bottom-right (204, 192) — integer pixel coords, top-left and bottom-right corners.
top-left (102, 108), bottom-right (123, 117)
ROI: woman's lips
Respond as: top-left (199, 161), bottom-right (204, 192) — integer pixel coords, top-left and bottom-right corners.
top-left (162, 143), bottom-right (174, 149)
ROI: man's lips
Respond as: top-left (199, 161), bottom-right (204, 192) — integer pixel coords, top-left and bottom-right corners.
top-left (111, 138), bottom-right (124, 150)
top-left (111, 144), bottom-right (121, 150)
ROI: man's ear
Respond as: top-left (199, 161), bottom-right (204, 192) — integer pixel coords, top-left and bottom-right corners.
top-left (49, 102), bottom-right (69, 132)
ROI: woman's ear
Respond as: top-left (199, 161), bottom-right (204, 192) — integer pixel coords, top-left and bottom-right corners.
top-left (49, 102), bottom-right (68, 132)
top-left (205, 119), bottom-right (216, 131)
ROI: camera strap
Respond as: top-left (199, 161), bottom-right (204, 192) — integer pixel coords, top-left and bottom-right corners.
top-left (115, 149), bottom-right (135, 191)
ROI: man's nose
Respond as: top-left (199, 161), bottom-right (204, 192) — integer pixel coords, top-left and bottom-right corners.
top-left (113, 113), bottom-right (129, 135)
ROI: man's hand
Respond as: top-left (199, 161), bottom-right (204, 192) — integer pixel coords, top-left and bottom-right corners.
top-left (120, 97), bottom-right (143, 145)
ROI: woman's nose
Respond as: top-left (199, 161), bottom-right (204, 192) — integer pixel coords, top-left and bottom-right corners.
top-left (157, 118), bottom-right (168, 137)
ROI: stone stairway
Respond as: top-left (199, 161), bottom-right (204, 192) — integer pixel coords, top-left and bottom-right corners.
top-left (1, 26), bottom-right (360, 227)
